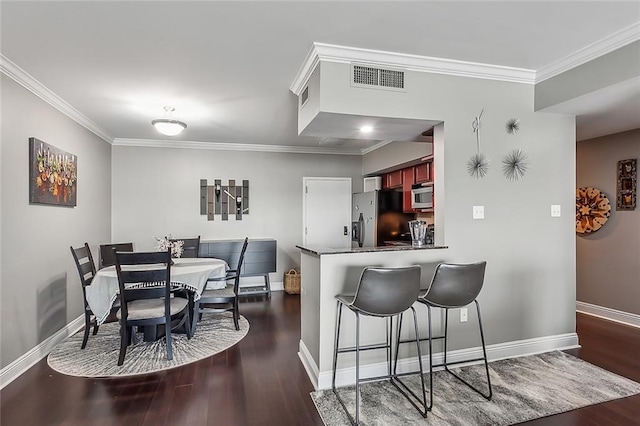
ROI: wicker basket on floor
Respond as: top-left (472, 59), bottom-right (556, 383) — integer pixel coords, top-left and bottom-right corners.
top-left (284, 269), bottom-right (301, 294)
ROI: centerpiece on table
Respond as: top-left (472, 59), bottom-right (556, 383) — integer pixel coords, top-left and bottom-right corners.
top-left (155, 235), bottom-right (184, 258)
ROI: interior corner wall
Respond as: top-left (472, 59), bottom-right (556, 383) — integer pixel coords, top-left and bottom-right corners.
top-left (298, 65), bottom-right (321, 135)
top-left (110, 146), bottom-right (363, 280)
top-left (534, 41), bottom-right (640, 111)
top-left (362, 141), bottom-right (432, 175)
top-left (0, 75), bottom-right (112, 368)
top-left (576, 128), bottom-right (640, 315)
top-left (317, 60), bottom-right (577, 347)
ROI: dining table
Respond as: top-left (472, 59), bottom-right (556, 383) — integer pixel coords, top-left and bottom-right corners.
top-left (86, 257), bottom-right (229, 326)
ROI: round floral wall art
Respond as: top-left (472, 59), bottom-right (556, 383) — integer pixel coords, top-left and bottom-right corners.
top-left (576, 187), bottom-right (611, 234)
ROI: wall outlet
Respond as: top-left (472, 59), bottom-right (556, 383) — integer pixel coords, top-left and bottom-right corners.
top-left (460, 307), bottom-right (468, 322)
top-left (551, 204), bottom-right (561, 217)
top-left (472, 206), bottom-right (484, 220)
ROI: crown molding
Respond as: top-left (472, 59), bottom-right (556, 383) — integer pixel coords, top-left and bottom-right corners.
top-left (113, 138), bottom-right (364, 155)
top-left (0, 54), bottom-right (113, 143)
top-left (290, 45), bottom-right (321, 96)
top-left (290, 42), bottom-right (537, 94)
top-left (360, 140), bottom-right (394, 155)
top-left (536, 22), bottom-right (640, 83)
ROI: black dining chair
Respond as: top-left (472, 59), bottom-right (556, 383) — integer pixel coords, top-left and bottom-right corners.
top-left (70, 243), bottom-right (119, 349)
top-left (99, 242), bottom-right (134, 268)
top-left (113, 249), bottom-right (191, 366)
top-left (333, 265), bottom-right (427, 425)
top-left (191, 237), bottom-right (248, 334)
top-left (170, 236), bottom-right (200, 258)
top-left (396, 261), bottom-right (492, 411)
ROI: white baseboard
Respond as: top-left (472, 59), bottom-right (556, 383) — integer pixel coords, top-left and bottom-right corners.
top-left (303, 332), bottom-right (579, 391)
top-left (577, 301), bottom-right (640, 328)
top-left (298, 340), bottom-right (319, 390)
top-left (1, 315), bottom-right (84, 390)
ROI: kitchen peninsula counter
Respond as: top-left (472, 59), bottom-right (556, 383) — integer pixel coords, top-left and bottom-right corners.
top-left (296, 244), bottom-right (448, 256)
top-left (296, 243), bottom-right (450, 391)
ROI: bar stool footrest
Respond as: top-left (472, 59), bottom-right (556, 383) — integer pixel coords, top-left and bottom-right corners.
top-left (432, 357), bottom-right (487, 368)
top-left (336, 342), bottom-right (391, 354)
top-left (443, 366), bottom-right (492, 400)
top-left (390, 375), bottom-right (430, 415)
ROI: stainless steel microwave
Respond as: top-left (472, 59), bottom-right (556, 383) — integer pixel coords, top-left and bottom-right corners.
top-left (411, 184), bottom-right (433, 209)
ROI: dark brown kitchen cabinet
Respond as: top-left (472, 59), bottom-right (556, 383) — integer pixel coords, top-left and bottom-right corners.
top-left (382, 170), bottom-right (403, 189)
top-left (415, 155), bottom-right (434, 183)
top-left (402, 168), bottom-right (415, 212)
top-left (414, 162), bottom-right (430, 183)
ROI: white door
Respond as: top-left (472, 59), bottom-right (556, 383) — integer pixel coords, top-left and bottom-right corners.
top-left (303, 177), bottom-right (352, 249)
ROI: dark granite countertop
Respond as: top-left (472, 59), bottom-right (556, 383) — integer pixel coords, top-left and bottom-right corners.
top-left (296, 244), bottom-right (448, 256)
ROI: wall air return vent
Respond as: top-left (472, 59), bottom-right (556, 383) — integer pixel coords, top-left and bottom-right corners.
top-left (300, 86), bottom-right (309, 108)
top-left (352, 64), bottom-right (405, 91)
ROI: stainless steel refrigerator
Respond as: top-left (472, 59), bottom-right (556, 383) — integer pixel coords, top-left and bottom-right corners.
top-left (352, 190), bottom-right (415, 248)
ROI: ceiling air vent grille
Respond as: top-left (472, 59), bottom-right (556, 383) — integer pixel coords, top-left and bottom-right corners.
top-left (352, 65), bottom-right (405, 90)
top-left (300, 86), bottom-right (309, 108)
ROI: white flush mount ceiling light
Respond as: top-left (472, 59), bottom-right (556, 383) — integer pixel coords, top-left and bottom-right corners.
top-left (360, 125), bottom-right (373, 133)
top-left (152, 106), bottom-right (187, 136)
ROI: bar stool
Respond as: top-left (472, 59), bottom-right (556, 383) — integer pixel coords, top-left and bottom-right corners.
top-left (396, 261), bottom-right (492, 410)
top-left (332, 265), bottom-right (428, 425)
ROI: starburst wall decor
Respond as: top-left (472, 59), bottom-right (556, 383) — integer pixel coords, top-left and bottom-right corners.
top-left (502, 149), bottom-right (529, 181)
top-left (468, 153), bottom-right (491, 179)
top-left (505, 118), bottom-right (521, 135)
top-left (467, 109), bottom-right (490, 179)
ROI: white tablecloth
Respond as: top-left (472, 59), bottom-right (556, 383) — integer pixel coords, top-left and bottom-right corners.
top-left (86, 257), bottom-right (228, 325)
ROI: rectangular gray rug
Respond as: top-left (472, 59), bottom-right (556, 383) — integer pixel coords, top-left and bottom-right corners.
top-left (311, 351), bottom-right (640, 425)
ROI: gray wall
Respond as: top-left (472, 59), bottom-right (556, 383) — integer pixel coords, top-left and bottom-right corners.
top-left (362, 141), bottom-right (432, 175)
top-left (535, 41), bottom-right (640, 111)
top-left (317, 61), bottom-right (577, 344)
top-left (298, 65), bottom-right (321, 135)
top-left (576, 128), bottom-right (640, 315)
top-left (1, 75), bottom-right (112, 368)
top-left (110, 146), bottom-right (363, 280)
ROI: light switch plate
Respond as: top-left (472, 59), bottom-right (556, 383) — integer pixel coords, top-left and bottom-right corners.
top-left (473, 205), bottom-right (485, 220)
top-left (551, 204), bottom-right (561, 217)
top-left (460, 308), bottom-right (468, 322)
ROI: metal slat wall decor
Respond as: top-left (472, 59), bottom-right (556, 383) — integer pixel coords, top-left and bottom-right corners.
top-left (221, 184), bottom-right (228, 221)
top-left (200, 179), bottom-right (250, 221)
top-left (214, 179), bottom-right (222, 215)
top-left (207, 186), bottom-right (215, 221)
top-left (242, 180), bottom-right (249, 215)
top-left (200, 180), bottom-right (208, 215)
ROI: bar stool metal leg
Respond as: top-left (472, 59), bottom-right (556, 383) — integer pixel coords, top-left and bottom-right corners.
top-left (386, 316), bottom-right (393, 378)
top-left (332, 300), bottom-right (343, 392)
top-left (354, 312), bottom-right (360, 425)
top-left (426, 304), bottom-right (434, 410)
top-left (390, 307), bottom-right (428, 417)
top-left (441, 303), bottom-right (492, 400)
top-left (332, 301), bottom-right (362, 425)
top-left (476, 300), bottom-right (492, 399)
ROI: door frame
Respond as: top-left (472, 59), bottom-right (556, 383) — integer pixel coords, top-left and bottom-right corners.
top-left (302, 177), bottom-right (352, 247)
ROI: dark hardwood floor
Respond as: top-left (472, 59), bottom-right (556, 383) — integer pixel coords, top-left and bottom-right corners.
top-left (2, 296), bottom-right (639, 425)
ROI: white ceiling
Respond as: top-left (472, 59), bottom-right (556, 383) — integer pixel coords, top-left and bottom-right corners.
top-left (1, 1), bottom-right (639, 150)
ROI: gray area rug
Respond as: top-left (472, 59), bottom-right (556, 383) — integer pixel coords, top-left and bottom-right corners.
top-left (312, 351), bottom-right (640, 425)
top-left (48, 313), bottom-right (249, 377)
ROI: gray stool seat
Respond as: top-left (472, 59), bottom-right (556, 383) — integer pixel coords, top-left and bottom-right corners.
top-left (398, 261), bottom-right (492, 411)
top-left (332, 266), bottom-right (428, 425)
top-left (335, 294), bottom-right (355, 306)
